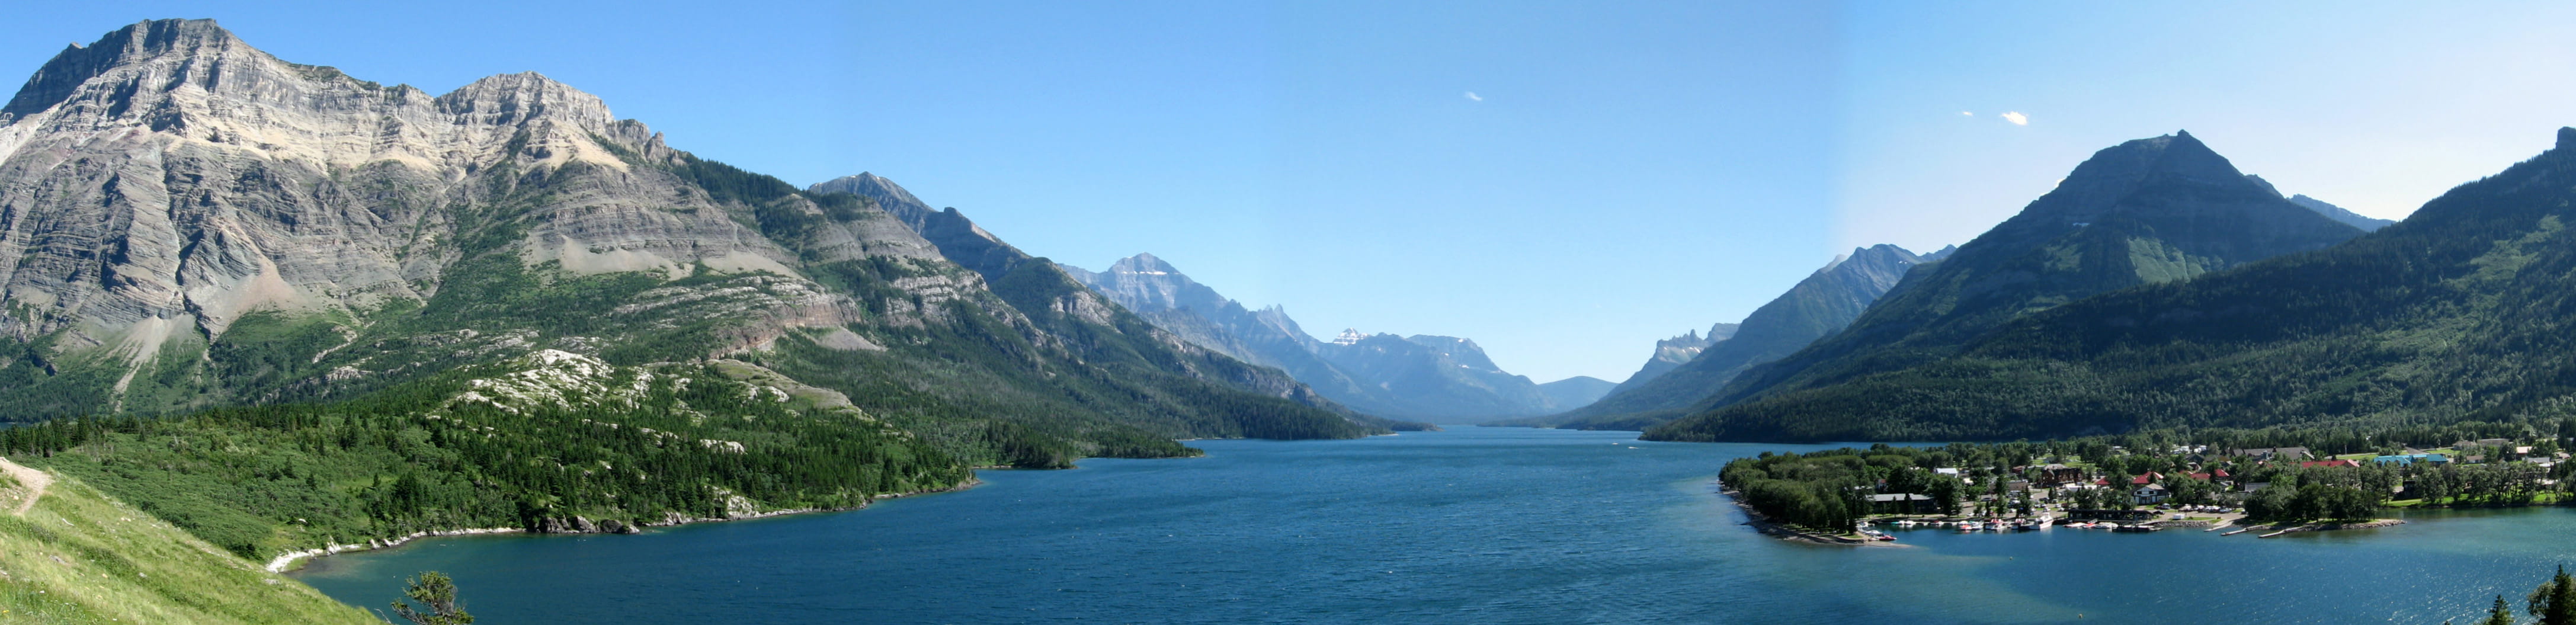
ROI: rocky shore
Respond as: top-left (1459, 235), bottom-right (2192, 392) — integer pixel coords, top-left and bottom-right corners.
top-left (2254, 518), bottom-right (2407, 538)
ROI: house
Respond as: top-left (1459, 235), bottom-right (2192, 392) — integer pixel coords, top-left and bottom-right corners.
top-left (2301, 459), bottom-right (2362, 469)
top-left (2005, 480), bottom-right (2032, 493)
top-left (1869, 493), bottom-right (1933, 514)
top-left (2233, 447), bottom-right (2310, 461)
top-left (2132, 483), bottom-right (2170, 505)
top-left (2033, 464), bottom-right (2086, 487)
top-left (2129, 472), bottom-right (2165, 486)
top-left (2241, 482), bottom-right (2272, 492)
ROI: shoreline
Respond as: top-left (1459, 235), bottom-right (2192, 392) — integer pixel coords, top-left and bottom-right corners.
top-left (270, 477), bottom-right (985, 573)
top-left (2253, 518), bottom-right (2407, 537)
top-left (1719, 488), bottom-right (1906, 548)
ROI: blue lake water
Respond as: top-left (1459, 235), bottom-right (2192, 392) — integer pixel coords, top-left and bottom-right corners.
top-left (294, 427), bottom-right (2576, 623)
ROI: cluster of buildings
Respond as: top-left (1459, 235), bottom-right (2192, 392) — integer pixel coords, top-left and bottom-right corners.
top-left (1873, 438), bottom-right (2571, 514)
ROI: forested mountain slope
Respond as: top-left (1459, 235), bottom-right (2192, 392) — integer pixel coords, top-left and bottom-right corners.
top-left (1693, 132), bottom-right (2366, 414)
top-left (1650, 127), bottom-right (2576, 443)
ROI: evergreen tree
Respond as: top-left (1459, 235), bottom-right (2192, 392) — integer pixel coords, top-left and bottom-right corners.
top-left (2494, 594), bottom-right (2523, 625)
top-left (391, 571), bottom-right (473, 625)
top-left (2529, 565), bottom-right (2576, 625)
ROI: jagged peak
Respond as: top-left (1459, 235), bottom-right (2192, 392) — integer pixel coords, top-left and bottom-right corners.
top-left (1108, 252), bottom-right (1181, 276)
top-left (4, 19), bottom-right (253, 118)
top-left (1821, 243), bottom-right (1921, 275)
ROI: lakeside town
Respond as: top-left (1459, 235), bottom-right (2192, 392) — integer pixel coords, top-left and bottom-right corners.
top-left (1718, 430), bottom-right (2575, 546)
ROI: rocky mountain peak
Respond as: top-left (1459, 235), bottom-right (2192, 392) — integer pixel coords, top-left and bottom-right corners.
top-left (1108, 252), bottom-right (1180, 275)
top-left (808, 172), bottom-right (1030, 280)
top-left (434, 71), bottom-right (617, 132)
top-left (1065, 253), bottom-right (1230, 316)
top-left (2, 19), bottom-right (246, 120)
top-left (2029, 130), bottom-right (2269, 224)
top-left (812, 172), bottom-right (931, 217)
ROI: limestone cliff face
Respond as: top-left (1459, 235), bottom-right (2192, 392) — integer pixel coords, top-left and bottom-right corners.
top-left (0, 19), bottom-right (925, 352)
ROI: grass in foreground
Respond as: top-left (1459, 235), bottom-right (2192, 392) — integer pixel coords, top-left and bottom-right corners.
top-left (0, 467), bottom-right (377, 624)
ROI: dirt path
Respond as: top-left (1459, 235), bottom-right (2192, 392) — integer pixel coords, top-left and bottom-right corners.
top-left (0, 456), bottom-right (51, 515)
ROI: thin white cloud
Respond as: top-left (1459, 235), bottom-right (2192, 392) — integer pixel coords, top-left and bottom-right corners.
top-left (2001, 111), bottom-right (2029, 126)
top-left (1960, 111), bottom-right (1973, 116)
top-left (1464, 91), bottom-right (1483, 102)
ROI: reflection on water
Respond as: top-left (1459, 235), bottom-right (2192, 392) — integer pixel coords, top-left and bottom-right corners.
top-left (294, 427), bottom-right (2566, 624)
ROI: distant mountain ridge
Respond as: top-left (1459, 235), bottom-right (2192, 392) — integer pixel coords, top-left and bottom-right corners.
top-left (1064, 252), bottom-right (1574, 421)
top-left (1521, 243), bottom-right (1941, 430)
top-left (2243, 174), bottom-right (2396, 232)
top-left (1537, 376), bottom-right (1617, 409)
top-left (1611, 322), bottom-right (1739, 395)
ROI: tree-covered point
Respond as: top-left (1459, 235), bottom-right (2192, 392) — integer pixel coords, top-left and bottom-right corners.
top-left (0, 355), bottom-right (974, 560)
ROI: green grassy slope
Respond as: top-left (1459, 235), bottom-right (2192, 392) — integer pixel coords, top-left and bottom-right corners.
top-left (0, 463), bottom-right (378, 624)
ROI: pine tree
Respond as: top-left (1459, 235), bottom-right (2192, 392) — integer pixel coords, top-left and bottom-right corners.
top-left (2556, 566), bottom-right (2576, 625)
top-left (2529, 565), bottom-right (2576, 625)
top-left (2494, 594), bottom-right (2522, 625)
top-left (390, 570), bottom-right (474, 625)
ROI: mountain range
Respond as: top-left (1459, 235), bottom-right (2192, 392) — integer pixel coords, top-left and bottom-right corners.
top-left (0, 19), bottom-right (1400, 466)
top-left (1647, 130), bottom-right (2455, 441)
top-left (1064, 252), bottom-right (1590, 421)
top-left (1683, 131), bottom-right (2369, 418)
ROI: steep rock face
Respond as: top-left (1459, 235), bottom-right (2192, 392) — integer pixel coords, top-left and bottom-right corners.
top-left (1540, 244), bottom-right (1936, 430)
top-left (1066, 252), bottom-right (1556, 421)
top-left (0, 20), bottom-right (905, 352)
top-left (0, 20), bottom-right (1377, 450)
top-left (1655, 128), bottom-right (2576, 441)
top-left (1699, 132), bottom-right (2367, 412)
top-left (1610, 322), bottom-right (1740, 395)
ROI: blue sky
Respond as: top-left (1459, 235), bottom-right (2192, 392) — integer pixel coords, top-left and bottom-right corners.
top-left (7, 2), bottom-right (2572, 383)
